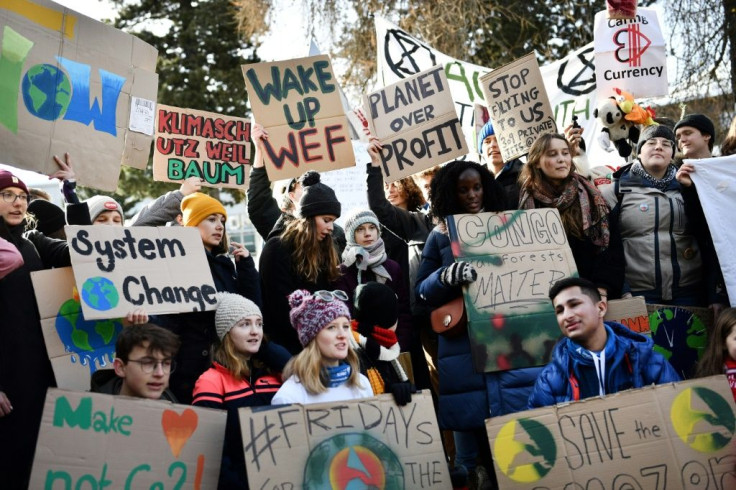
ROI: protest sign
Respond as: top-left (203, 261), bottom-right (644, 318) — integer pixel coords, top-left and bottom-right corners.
top-left (242, 55), bottom-right (355, 181)
top-left (363, 66), bottom-right (467, 182)
top-left (688, 155), bottom-right (736, 306)
top-left (480, 53), bottom-right (556, 161)
top-left (66, 225), bottom-right (217, 319)
top-left (594, 7), bottom-right (668, 99)
top-left (30, 389), bottom-right (226, 489)
top-left (446, 209), bottom-right (578, 372)
top-left (31, 267), bottom-right (123, 390)
top-left (153, 104), bottom-right (251, 189)
top-left (604, 296), bottom-right (649, 333)
top-left (647, 304), bottom-right (710, 380)
top-left (0, 0), bottom-right (158, 191)
top-left (487, 376), bottom-right (736, 489)
top-left (239, 392), bottom-right (451, 489)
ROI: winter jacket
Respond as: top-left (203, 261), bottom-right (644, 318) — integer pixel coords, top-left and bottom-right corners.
top-left (494, 159), bottom-right (524, 210)
top-left (600, 163), bottom-right (710, 303)
top-left (333, 260), bottom-right (413, 351)
top-left (0, 224), bottom-right (70, 488)
top-left (129, 189), bottom-right (185, 226)
top-left (90, 369), bottom-right (178, 402)
top-left (528, 322), bottom-right (681, 408)
top-left (415, 226), bottom-right (542, 430)
top-left (259, 236), bottom-right (334, 354)
top-left (154, 252), bottom-right (261, 404)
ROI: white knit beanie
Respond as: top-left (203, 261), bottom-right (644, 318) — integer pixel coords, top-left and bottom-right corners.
top-left (343, 208), bottom-right (381, 247)
top-left (215, 292), bottom-right (262, 341)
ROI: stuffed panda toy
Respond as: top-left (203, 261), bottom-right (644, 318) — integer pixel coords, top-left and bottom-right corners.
top-left (593, 97), bottom-right (640, 159)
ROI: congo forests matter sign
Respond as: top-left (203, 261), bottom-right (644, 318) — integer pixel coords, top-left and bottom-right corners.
top-left (487, 376), bottom-right (736, 489)
top-left (242, 54), bottom-right (355, 181)
top-left (446, 209), bottom-right (578, 373)
top-left (239, 392), bottom-right (451, 489)
top-left (66, 225), bottom-right (217, 320)
top-left (30, 389), bottom-right (226, 489)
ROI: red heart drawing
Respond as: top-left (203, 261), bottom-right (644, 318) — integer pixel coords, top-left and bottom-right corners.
top-left (162, 408), bottom-right (199, 458)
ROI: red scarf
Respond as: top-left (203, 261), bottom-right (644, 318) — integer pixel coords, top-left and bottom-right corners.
top-left (350, 320), bottom-right (397, 348)
top-left (725, 358), bottom-right (736, 403)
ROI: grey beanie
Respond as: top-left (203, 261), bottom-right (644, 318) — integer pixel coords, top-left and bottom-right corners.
top-left (215, 292), bottom-right (262, 341)
top-left (85, 195), bottom-right (123, 222)
top-left (297, 171), bottom-right (341, 218)
top-left (343, 208), bottom-right (380, 247)
top-left (636, 125), bottom-right (676, 158)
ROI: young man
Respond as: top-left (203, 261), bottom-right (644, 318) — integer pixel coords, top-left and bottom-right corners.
top-left (675, 113), bottom-right (715, 160)
top-left (528, 277), bottom-right (680, 408)
top-left (478, 121), bottom-right (523, 209)
top-left (91, 323), bottom-right (180, 401)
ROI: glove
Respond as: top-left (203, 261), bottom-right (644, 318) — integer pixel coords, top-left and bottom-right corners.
top-left (390, 381), bottom-right (414, 406)
top-left (440, 261), bottom-right (477, 287)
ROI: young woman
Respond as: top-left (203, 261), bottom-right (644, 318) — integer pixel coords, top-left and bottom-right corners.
top-left (155, 192), bottom-right (260, 403)
top-left (519, 133), bottom-right (624, 299)
top-left (697, 307), bottom-right (736, 402)
top-left (333, 208), bottom-right (412, 351)
top-left (259, 171), bottom-right (342, 354)
top-left (193, 292), bottom-right (290, 489)
top-left (271, 289), bottom-right (373, 404)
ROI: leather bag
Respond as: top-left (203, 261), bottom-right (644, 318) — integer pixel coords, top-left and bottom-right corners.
top-left (430, 296), bottom-right (467, 337)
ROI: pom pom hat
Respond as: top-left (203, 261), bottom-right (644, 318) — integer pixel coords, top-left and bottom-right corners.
top-left (297, 171), bottom-right (341, 218)
top-left (181, 192), bottom-right (227, 227)
top-left (215, 292), bottom-right (262, 341)
top-left (288, 289), bottom-right (350, 347)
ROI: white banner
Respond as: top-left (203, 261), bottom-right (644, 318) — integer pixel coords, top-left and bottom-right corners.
top-left (687, 156), bottom-right (736, 306)
top-left (593, 8), bottom-right (668, 99)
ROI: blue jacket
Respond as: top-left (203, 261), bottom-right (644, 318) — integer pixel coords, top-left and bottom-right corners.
top-left (416, 227), bottom-right (542, 430)
top-left (528, 321), bottom-right (681, 408)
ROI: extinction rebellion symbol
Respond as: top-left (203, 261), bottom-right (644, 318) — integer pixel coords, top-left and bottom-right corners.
top-left (613, 25), bottom-right (651, 67)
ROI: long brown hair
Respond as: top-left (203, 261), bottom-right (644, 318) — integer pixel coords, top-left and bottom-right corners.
top-left (281, 339), bottom-right (362, 395)
top-left (281, 216), bottom-right (340, 283)
top-left (697, 308), bottom-right (736, 376)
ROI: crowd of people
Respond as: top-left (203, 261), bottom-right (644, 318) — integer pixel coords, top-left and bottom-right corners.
top-left (1, 111), bottom-right (735, 490)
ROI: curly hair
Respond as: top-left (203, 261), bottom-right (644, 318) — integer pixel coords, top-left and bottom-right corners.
top-left (697, 307), bottom-right (736, 377)
top-left (386, 176), bottom-right (426, 212)
top-left (429, 160), bottom-right (506, 221)
top-left (281, 216), bottom-right (340, 283)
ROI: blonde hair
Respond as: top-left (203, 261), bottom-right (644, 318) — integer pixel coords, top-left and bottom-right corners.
top-left (213, 333), bottom-right (260, 380)
top-left (281, 339), bottom-right (361, 395)
top-left (281, 216), bottom-right (340, 283)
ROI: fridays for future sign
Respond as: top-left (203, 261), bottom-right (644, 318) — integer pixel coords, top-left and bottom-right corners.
top-left (363, 66), bottom-right (467, 182)
top-left (242, 55), bottom-right (356, 181)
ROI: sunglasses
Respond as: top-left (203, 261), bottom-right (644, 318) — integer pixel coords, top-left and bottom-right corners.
top-left (313, 290), bottom-right (348, 302)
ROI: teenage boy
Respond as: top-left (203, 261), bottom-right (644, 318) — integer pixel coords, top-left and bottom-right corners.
top-left (91, 323), bottom-right (180, 401)
top-left (675, 113), bottom-right (715, 160)
top-left (528, 277), bottom-right (680, 408)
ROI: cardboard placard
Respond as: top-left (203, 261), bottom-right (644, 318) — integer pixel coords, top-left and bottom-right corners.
top-left (446, 209), bottom-right (578, 373)
top-left (604, 296), bottom-right (649, 333)
top-left (363, 66), bottom-right (468, 182)
top-left (30, 389), bottom-right (226, 488)
top-left (242, 55), bottom-right (355, 181)
top-left (66, 225), bottom-right (217, 319)
top-left (647, 304), bottom-right (710, 380)
top-left (593, 7), bottom-right (668, 99)
top-left (0, 0), bottom-right (158, 191)
top-left (31, 267), bottom-right (123, 391)
top-left (487, 376), bottom-right (736, 489)
top-left (479, 53), bottom-right (556, 162)
top-left (153, 104), bottom-right (251, 189)
top-left (239, 392), bottom-right (451, 489)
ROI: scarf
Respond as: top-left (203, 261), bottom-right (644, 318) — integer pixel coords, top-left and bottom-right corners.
top-left (630, 161), bottom-right (677, 191)
top-left (324, 363), bottom-right (351, 387)
top-left (341, 238), bottom-right (391, 284)
top-left (725, 358), bottom-right (736, 402)
top-left (349, 320), bottom-right (408, 381)
top-left (519, 173), bottom-right (610, 251)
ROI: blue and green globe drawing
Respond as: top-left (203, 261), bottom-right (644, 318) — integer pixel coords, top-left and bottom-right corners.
top-left (81, 277), bottom-right (119, 311)
top-left (21, 63), bottom-right (72, 121)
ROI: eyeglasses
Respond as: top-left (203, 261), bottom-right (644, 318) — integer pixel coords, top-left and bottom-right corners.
top-left (126, 358), bottom-right (176, 374)
top-left (313, 290), bottom-right (349, 302)
top-left (643, 138), bottom-right (675, 149)
top-left (1, 191), bottom-right (29, 203)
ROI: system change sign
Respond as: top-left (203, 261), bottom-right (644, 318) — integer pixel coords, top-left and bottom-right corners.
top-left (65, 225), bottom-right (217, 319)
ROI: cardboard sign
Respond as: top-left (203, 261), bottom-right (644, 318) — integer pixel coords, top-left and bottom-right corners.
top-left (30, 389), bottom-right (226, 488)
top-left (604, 296), bottom-right (649, 333)
top-left (31, 267), bottom-right (123, 391)
top-left (153, 104), bottom-right (251, 189)
top-left (479, 53), bottom-right (556, 162)
top-left (0, 0), bottom-right (158, 191)
top-left (66, 225), bottom-right (217, 319)
top-left (242, 55), bottom-right (355, 181)
top-left (363, 66), bottom-right (468, 182)
top-left (446, 209), bottom-right (578, 372)
top-left (487, 376), bottom-right (736, 489)
top-left (688, 155), bottom-right (736, 306)
top-left (593, 7), bottom-right (668, 99)
top-left (647, 304), bottom-right (710, 380)
top-left (239, 392), bottom-right (451, 489)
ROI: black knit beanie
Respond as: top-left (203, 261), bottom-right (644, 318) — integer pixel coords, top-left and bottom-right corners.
top-left (636, 125), bottom-right (677, 158)
top-left (297, 171), bottom-right (341, 218)
top-left (354, 282), bottom-right (398, 329)
top-left (675, 114), bottom-right (715, 146)
top-left (28, 199), bottom-right (66, 235)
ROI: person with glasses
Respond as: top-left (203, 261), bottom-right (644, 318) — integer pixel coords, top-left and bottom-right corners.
top-left (193, 292), bottom-right (290, 490)
top-left (271, 289), bottom-right (373, 405)
top-left (91, 323), bottom-right (180, 401)
top-left (601, 125), bottom-right (717, 308)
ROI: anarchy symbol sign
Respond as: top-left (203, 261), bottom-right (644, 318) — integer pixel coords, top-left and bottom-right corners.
top-left (556, 46), bottom-right (596, 96)
top-left (383, 29), bottom-right (437, 79)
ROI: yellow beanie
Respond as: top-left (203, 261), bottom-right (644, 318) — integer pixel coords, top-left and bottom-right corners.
top-left (181, 192), bottom-right (227, 227)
